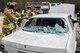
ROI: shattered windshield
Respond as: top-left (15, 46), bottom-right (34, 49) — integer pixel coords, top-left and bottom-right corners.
top-left (23, 18), bottom-right (69, 33)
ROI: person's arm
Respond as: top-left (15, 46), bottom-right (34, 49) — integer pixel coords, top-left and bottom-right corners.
top-left (15, 11), bottom-right (20, 17)
top-left (4, 9), bottom-right (17, 21)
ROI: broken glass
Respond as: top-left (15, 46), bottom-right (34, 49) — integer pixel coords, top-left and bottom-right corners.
top-left (23, 18), bottom-right (69, 34)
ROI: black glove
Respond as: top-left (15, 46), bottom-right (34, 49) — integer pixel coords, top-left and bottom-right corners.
top-left (17, 18), bottom-right (22, 27)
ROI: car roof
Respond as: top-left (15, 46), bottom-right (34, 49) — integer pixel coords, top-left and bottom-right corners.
top-left (32, 13), bottom-right (70, 19)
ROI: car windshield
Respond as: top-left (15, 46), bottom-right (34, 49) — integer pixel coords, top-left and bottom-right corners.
top-left (23, 18), bottom-right (69, 34)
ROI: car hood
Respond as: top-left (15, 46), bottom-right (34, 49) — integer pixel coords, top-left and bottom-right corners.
top-left (1, 30), bottom-right (70, 52)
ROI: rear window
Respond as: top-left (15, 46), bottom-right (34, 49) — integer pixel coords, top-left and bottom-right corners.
top-left (23, 18), bottom-right (69, 33)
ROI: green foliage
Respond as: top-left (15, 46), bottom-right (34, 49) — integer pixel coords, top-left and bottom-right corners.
top-left (0, 0), bottom-right (80, 12)
top-left (5, 0), bottom-right (80, 4)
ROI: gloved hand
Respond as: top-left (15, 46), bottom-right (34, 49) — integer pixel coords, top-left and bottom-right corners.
top-left (17, 18), bottom-right (22, 27)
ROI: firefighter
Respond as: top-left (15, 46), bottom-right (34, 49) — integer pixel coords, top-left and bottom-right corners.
top-left (31, 9), bottom-right (36, 16)
top-left (26, 9), bottom-right (33, 19)
top-left (25, 8), bottom-right (36, 19)
top-left (3, 2), bottom-right (20, 36)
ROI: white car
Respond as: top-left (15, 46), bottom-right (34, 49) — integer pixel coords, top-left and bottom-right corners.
top-left (1, 14), bottom-right (76, 53)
